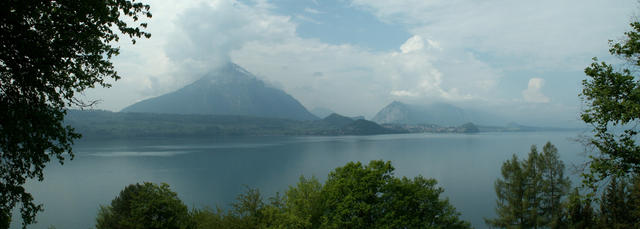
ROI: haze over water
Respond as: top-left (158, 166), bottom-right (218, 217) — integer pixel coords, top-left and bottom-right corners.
top-left (21, 131), bottom-right (587, 229)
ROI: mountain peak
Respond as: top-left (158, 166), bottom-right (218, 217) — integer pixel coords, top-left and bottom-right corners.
top-left (121, 63), bottom-right (317, 120)
top-left (227, 62), bottom-right (253, 76)
top-left (196, 63), bottom-right (259, 86)
top-left (214, 62), bottom-right (254, 78)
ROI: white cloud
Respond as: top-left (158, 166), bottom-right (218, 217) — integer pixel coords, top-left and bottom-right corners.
top-left (426, 39), bottom-right (441, 51)
top-left (165, 0), bottom-right (295, 76)
top-left (400, 35), bottom-right (424, 53)
top-left (89, 0), bottom-right (507, 116)
top-left (304, 7), bottom-right (323, 14)
top-left (522, 78), bottom-right (550, 103)
top-left (86, 0), bottom-right (508, 116)
top-left (351, 0), bottom-right (636, 71)
top-left (232, 34), bottom-right (494, 116)
top-left (390, 90), bottom-right (419, 97)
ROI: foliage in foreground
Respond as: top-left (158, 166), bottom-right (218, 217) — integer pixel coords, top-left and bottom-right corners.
top-left (97, 160), bottom-right (470, 229)
top-left (0, 0), bottom-right (151, 227)
top-left (580, 18), bottom-right (640, 187)
top-left (487, 142), bottom-right (640, 228)
top-left (96, 182), bottom-right (191, 229)
top-left (486, 142), bottom-right (571, 228)
top-left (595, 176), bottom-right (640, 228)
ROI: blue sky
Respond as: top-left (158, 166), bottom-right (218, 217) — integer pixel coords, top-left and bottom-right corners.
top-left (84, 0), bottom-right (637, 126)
top-left (266, 0), bottom-right (411, 51)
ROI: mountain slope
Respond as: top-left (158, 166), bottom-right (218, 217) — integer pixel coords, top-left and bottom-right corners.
top-left (372, 101), bottom-right (470, 126)
top-left (121, 63), bottom-right (317, 121)
top-left (310, 107), bottom-right (335, 119)
top-left (322, 113), bottom-right (357, 127)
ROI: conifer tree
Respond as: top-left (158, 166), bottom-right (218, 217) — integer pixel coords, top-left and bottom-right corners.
top-left (565, 188), bottom-right (595, 229)
top-left (487, 142), bottom-right (571, 229)
top-left (599, 177), bottom-right (631, 228)
top-left (628, 176), bottom-right (640, 228)
top-left (523, 146), bottom-right (544, 228)
top-left (540, 142), bottom-right (571, 227)
top-left (486, 154), bottom-right (527, 228)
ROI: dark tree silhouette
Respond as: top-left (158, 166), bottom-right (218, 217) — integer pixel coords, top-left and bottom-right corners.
top-left (0, 0), bottom-right (151, 226)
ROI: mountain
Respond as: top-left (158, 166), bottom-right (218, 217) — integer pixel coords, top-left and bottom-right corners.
top-left (459, 122), bottom-right (480, 133)
top-left (322, 113), bottom-right (357, 127)
top-left (351, 115), bottom-right (365, 120)
top-left (121, 63), bottom-right (318, 121)
top-left (372, 101), bottom-right (470, 126)
top-left (65, 110), bottom-right (402, 138)
top-left (314, 113), bottom-right (404, 135)
top-left (340, 119), bottom-right (400, 135)
top-left (310, 107), bottom-right (335, 119)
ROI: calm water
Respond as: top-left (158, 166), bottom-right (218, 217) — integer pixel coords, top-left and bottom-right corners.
top-left (15, 131), bottom-right (588, 228)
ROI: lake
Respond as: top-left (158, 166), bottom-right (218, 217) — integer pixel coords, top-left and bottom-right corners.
top-left (15, 131), bottom-right (589, 228)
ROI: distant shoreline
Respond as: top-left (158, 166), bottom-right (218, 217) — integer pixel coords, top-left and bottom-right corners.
top-left (66, 109), bottom-right (584, 140)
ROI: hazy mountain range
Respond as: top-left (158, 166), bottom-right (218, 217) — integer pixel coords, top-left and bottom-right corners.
top-left (65, 63), bottom-right (579, 138)
top-left (372, 101), bottom-right (506, 126)
top-left (121, 63), bottom-right (506, 127)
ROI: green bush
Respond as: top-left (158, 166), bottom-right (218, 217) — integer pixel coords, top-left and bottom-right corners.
top-left (96, 182), bottom-right (192, 229)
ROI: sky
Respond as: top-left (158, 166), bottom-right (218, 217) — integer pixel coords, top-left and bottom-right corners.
top-left (84, 0), bottom-right (637, 126)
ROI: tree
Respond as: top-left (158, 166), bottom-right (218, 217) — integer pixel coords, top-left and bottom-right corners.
top-left (580, 20), bottom-right (640, 187)
top-left (539, 142), bottom-right (571, 227)
top-left (186, 161), bottom-right (469, 228)
top-left (227, 186), bottom-right (265, 229)
top-left (282, 176), bottom-right (323, 227)
top-left (487, 142), bottom-right (571, 228)
top-left (598, 177), bottom-right (632, 228)
top-left (523, 145), bottom-right (544, 228)
top-left (190, 207), bottom-right (225, 229)
top-left (565, 188), bottom-right (595, 229)
top-left (378, 176), bottom-right (470, 228)
top-left (320, 160), bottom-right (470, 228)
top-left (0, 0), bottom-right (151, 226)
top-left (320, 160), bottom-right (393, 228)
top-left (188, 187), bottom-right (266, 229)
top-left (95, 182), bottom-right (192, 229)
top-left (188, 178), bottom-right (322, 229)
top-left (628, 176), bottom-right (640, 228)
top-left (485, 154), bottom-right (528, 228)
